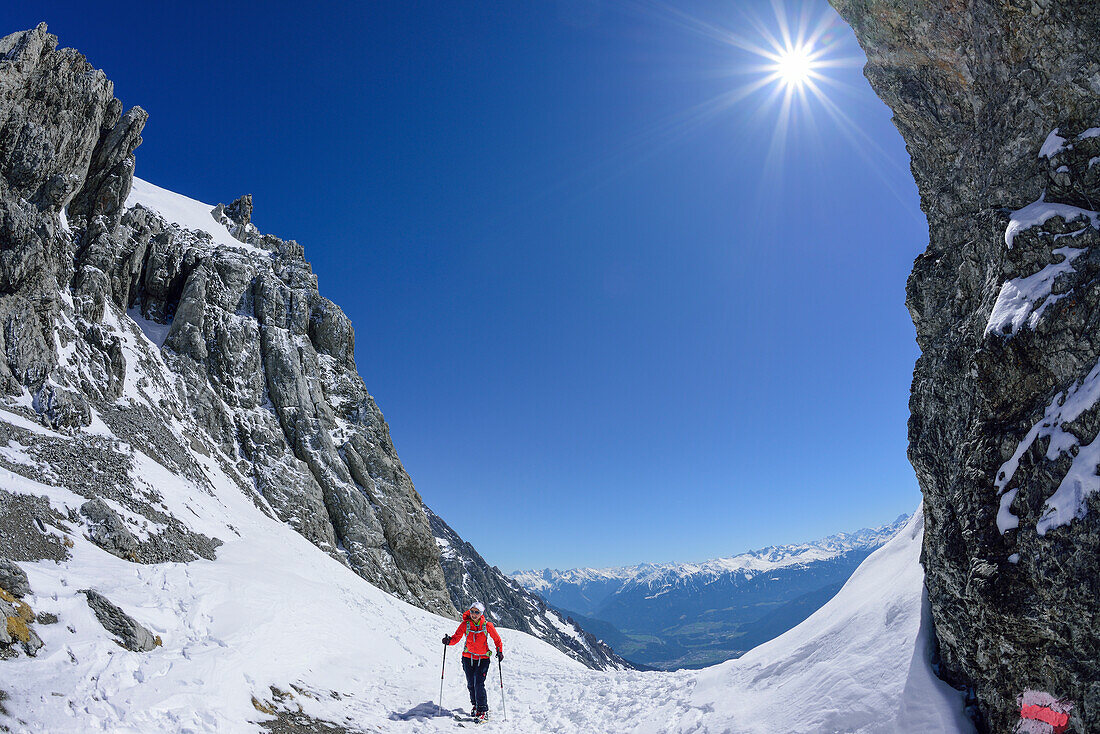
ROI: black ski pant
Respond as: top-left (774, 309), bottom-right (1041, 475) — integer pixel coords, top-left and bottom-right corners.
top-left (462, 656), bottom-right (490, 713)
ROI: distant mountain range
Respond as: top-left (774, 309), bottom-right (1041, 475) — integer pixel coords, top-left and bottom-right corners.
top-left (512, 515), bottom-right (910, 669)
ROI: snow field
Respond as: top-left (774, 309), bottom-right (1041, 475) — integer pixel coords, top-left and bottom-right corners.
top-left (4, 449), bottom-right (971, 734)
top-left (691, 511), bottom-right (974, 734)
top-left (5, 444), bottom-right (695, 733)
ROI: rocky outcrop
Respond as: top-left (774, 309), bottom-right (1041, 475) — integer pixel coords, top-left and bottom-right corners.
top-left (429, 510), bottom-right (630, 671)
top-left (0, 583), bottom-right (42, 657)
top-left (80, 589), bottom-right (159, 652)
top-left (829, 1), bottom-right (1100, 731)
top-left (80, 499), bottom-right (140, 560)
top-left (0, 559), bottom-right (29, 598)
top-left (0, 23), bottom-right (454, 618)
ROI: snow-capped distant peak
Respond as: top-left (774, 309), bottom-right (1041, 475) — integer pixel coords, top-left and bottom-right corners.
top-left (513, 514), bottom-right (911, 591)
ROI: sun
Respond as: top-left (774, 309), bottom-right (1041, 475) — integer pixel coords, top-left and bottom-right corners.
top-left (774, 44), bottom-right (815, 89)
top-left (590, 1), bottom-right (908, 207)
top-left (573, 1), bottom-right (879, 192)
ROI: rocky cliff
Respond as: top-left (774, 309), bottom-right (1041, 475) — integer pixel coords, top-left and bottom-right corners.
top-left (0, 23), bottom-right (617, 671)
top-left (828, 1), bottom-right (1100, 731)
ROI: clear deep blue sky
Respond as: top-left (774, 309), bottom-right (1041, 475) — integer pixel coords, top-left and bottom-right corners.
top-left (6, 1), bottom-right (926, 570)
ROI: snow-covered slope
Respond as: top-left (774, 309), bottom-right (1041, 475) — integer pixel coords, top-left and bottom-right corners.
top-left (4, 452), bottom-right (970, 734)
top-left (691, 510), bottom-right (975, 734)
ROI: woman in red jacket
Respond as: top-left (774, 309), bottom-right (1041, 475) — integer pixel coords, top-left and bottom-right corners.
top-left (442, 601), bottom-right (503, 721)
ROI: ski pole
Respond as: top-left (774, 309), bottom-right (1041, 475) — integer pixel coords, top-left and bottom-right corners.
top-left (498, 657), bottom-right (506, 721)
top-left (438, 644), bottom-right (447, 716)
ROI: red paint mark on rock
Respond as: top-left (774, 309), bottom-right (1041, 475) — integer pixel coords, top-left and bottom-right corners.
top-left (1016, 690), bottom-right (1073, 734)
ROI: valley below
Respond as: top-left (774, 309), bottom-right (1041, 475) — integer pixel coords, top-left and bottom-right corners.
top-left (515, 517), bottom-right (907, 669)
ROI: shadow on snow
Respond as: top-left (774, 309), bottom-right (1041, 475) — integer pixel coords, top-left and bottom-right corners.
top-left (389, 701), bottom-right (455, 721)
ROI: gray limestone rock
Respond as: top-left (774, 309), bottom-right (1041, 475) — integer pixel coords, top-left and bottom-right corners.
top-left (0, 588), bottom-right (42, 657)
top-left (225, 194), bottom-right (252, 226)
top-left (0, 597), bottom-right (13, 646)
top-left (829, 1), bottom-right (1100, 731)
top-left (0, 23), bottom-right (457, 622)
top-left (81, 589), bottom-right (158, 652)
top-left (20, 626), bottom-right (43, 657)
top-left (0, 559), bottom-right (29, 598)
top-left (210, 195), bottom-right (254, 243)
top-left (81, 499), bottom-right (139, 561)
top-left (68, 105), bottom-right (147, 227)
top-left (0, 24), bottom-right (116, 212)
top-left (34, 383), bottom-right (92, 430)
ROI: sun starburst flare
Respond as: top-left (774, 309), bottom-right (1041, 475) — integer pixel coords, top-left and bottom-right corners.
top-left (524, 1), bottom-right (916, 216)
top-left (771, 44), bottom-right (819, 89)
top-left (621, 0), bottom-right (917, 209)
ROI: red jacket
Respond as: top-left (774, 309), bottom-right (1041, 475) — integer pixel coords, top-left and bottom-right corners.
top-left (447, 610), bottom-right (502, 659)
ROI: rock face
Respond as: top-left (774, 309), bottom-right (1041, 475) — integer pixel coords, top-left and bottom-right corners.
top-left (828, 1), bottom-right (1100, 731)
top-left (0, 582), bottom-right (42, 657)
top-left (0, 23), bottom-right (625, 670)
top-left (80, 589), bottom-right (159, 652)
top-left (0, 23), bottom-right (452, 618)
top-left (429, 510), bottom-right (630, 671)
top-left (0, 559), bottom-right (29, 598)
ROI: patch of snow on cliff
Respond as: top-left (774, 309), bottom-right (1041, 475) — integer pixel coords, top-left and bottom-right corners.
top-left (125, 177), bottom-right (268, 256)
top-left (0, 407), bottom-right (66, 438)
top-left (994, 357), bottom-right (1100, 535)
top-left (985, 246), bottom-right (1084, 335)
top-left (1039, 129), bottom-right (1068, 158)
top-left (1004, 196), bottom-right (1099, 249)
top-left (435, 535), bottom-right (456, 561)
top-left (1037, 433), bottom-right (1100, 535)
top-left (126, 306), bottom-right (171, 349)
top-left (543, 609), bottom-right (585, 645)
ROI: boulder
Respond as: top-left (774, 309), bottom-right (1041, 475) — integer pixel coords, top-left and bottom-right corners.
top-left (0, 559), bottom-right (29, 598)
top-left (80, 499), bottom-right (139, 561)
top-left (80, 589), bottom-right (159, 652)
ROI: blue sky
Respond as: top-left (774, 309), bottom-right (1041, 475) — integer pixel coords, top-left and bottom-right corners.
top-left (7, 1), bottom-right (926, 570)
